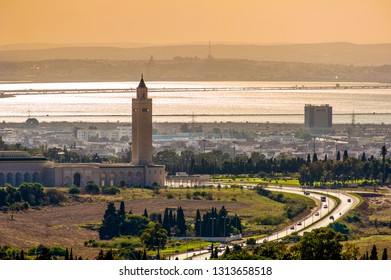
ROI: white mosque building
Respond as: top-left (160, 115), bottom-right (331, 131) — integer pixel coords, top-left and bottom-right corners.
top-left (0, 77), bottom-right (166, 188)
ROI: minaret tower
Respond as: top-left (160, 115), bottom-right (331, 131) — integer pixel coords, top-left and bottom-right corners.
top-left (131, 74), bottom-right (153, 166)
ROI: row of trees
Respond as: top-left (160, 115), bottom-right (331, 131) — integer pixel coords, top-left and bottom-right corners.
top-left (194, 206), bottom-right (242, 237)
top-left (99, 202), bottom-right (187, 242)
top-left (162, 207), bottom-right (187, 237)
top-left (0, 244), bottom-right (82, 260)
top-left (99, 202), bottom-right (242, 247)
top-left (299, 154), bottom-right (390, 186)
top-left (153, 146), bottom-right (389, 185)
top-left (220, 227), bottom-right (389, 260)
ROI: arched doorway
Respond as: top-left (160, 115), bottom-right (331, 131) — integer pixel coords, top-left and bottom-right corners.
top-left (0, 173), bottom-right (5, 186)
top-left (15, 172), bottom-right (22, 186)
top-left (73, 173), bottom-right (81, 187)
top-left (24, 172), bottom-right (31, 183)
top-left (7, 173), bottom-right (14, 185)
top-left (32, 172), bottom-right (40, 183)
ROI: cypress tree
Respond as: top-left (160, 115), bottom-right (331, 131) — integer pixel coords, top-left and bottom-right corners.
top-left (96, 250), bottom-right (104, 260)
top-left (162, 208), bottom-right (171, 236)
top-left (143, 208), bottom-right (149, 219)
top-left (336, 151), bottom-right (341, 161)
top-left (370, 245), bottom-right (378, 260)
top-left (99, 202), bottom-right (120, 240)
top-left (169, 210), bottom-right (175, 227)
top-left (70, 248), bottom-right (73, 260)
top-left (312, 153), bottom-right (318, 162)
top-left (382, 248), bottom-right (388, 260)
top-left (105, 250), bottom-right (114, 260)
top-left (118, 201), bottom-right (126, 223)
top-left (195, 209), bottom-right (202, 236)
top-left (64, 248), bottom-right (69, 260)
top-left (343, 150), bottom-right (349, 161)
top-left (176, 206), bottom-right (187, 236)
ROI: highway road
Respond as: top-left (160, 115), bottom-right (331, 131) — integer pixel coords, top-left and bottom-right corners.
top-left (173, 185), bottom-right (359, 260)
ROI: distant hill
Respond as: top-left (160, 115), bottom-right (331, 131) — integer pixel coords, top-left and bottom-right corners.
top-left (1, 59), bottom-right (391, 83)
top-left (1, 42), bottom-right (391, 65)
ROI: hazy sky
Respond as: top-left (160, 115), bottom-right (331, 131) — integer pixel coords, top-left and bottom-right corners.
top-left (1, 0), bottom-right (391, 46)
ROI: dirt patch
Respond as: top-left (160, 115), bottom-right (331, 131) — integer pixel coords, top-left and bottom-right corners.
top-left (0, 198), bottom-right (246, 259)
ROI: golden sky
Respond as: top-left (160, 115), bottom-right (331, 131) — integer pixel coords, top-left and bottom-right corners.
top-left (1, 0), bottom-right (391, 45)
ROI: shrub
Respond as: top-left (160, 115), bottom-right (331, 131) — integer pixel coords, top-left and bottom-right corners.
top-left (252, 214), bottom-right (284, 225)
top-left (68, 186), bottom-right (80, 195)
top-left (45, 189), bottom-right (66, 205)
top-left (101, 186), bottom-right (120, 195)
top-left (85, 181), bottom-right (100, 194)
top-left (346, 213), bottom-right (361, 223)
top-left (166, 192), bottom-right (174, 199)
top-left (246, 238), bottom-right (256, 245)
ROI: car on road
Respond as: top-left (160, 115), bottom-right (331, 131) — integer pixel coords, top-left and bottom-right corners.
top-left (323, 204), bottom-right (328, 209)
top-left (297, 222), bottom-right (302, 226)
top-left (304, 191), bottom-right (310, 195)
top-left (314, 212), bottom-right (320, 216)
top-left (347, 199), bottom-right (352, 203)
top-left (290, 226), bottom-right (295, 230)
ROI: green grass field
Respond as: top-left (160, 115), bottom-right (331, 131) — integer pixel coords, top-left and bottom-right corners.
top-left (211, 177), bottom-right (300, 186)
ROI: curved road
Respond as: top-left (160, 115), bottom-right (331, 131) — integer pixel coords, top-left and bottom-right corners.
top-left (174, 185), bottom-right (360, 260)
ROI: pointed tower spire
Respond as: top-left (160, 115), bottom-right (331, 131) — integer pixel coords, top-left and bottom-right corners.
top-left (138, 73), bottom-right (146, 88)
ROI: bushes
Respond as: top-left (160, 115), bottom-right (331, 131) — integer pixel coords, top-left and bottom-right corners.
top-left (0, 183), bottom-right (65, 208)
top-left (101, 186), bottom-right (120, 195)
top-left (45, 189), bottom-right (66, 205)
top-left (252, 214), bottom-right (284, 225)
top-left (85, 181), bottom-right (100, 194)
top-left (68, 186), bottom-right (80, 194)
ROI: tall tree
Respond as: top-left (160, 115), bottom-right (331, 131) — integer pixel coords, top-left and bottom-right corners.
top-left (343, 150), bottom-right (349, 161)
top-left (296, 228), bottom-right (343, 260)
top-left (370, 244), bottom-right (378, 260)
top-left (99, 202), bottom-right (120, 240)
top-left (336, 151), bottom-right (341, 161)
top-left (162, 208), bottom-right (171, 236)
top-left (382, 248), bottom-right (388, 260)
top-left (118, 201), bottom-right (126, 223)
top-left (140, 222), bottom-right (168, 250)
top-left (195, 209), bottom-right (202, 237)
top-left (143, 208), bottom-right (149, 219)
top-left (381, 145), bottom-right (388, 184)
top-left (176, 206), bottom-right (187, 237)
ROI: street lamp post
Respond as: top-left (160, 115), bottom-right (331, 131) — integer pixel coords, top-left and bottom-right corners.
top-left (210, 217), bottom-right (216, 238)
top-left (223, 216), bottom-right (228, 238)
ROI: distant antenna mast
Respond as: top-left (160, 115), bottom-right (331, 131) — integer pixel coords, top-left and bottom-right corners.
top-left (208, 40), bottom-right (213, 59)
top-left (351, 110), bottom-right (356, 136)
top-left (352, 110), bottom-right (355, 127)
top-left (191, 112), bottom-right (195, 139)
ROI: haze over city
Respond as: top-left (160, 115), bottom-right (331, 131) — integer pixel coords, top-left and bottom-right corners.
top-left (1, 0), bottom-right (391, 46)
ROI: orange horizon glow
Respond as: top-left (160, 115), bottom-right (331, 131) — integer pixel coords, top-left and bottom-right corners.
top-left (1, 0), bottom-right (391, 46)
